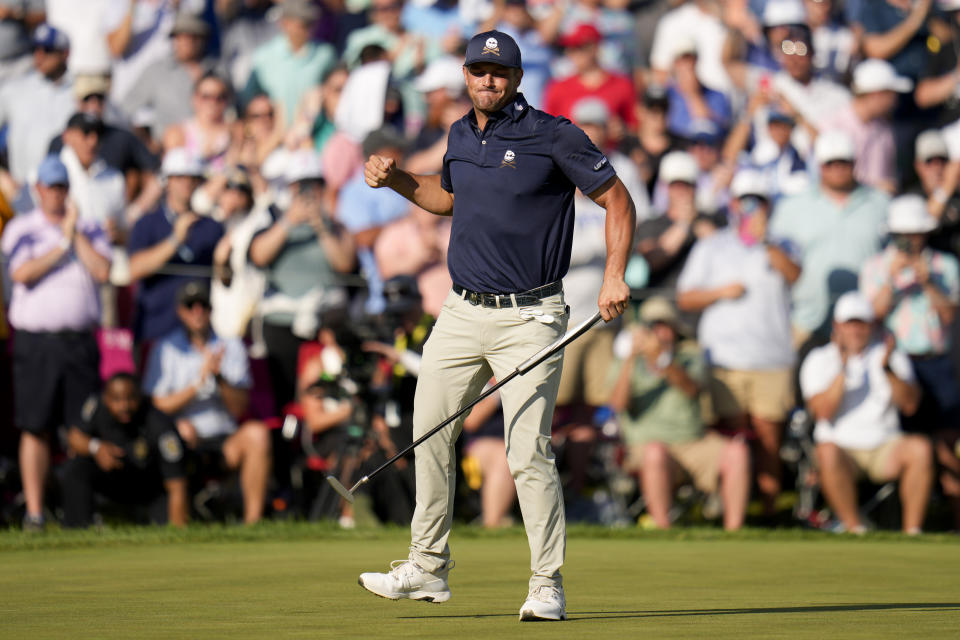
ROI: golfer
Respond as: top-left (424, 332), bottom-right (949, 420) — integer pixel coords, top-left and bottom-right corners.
top-left (358, 30), bottom-right (635, 621)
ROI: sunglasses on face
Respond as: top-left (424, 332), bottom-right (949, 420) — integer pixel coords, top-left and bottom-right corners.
top-left (198, 92), bottom-right (227, 103)
top-left (181, 300), bottom-right (211, 311)
top-left (781, 40), bottom-right (809, 57)
top-left (823, 159), bottom-right (853, 168)
top-left (247, 110), bottom-right (274, 119)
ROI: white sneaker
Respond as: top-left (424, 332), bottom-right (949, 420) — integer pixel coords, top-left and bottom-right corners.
top-left (358, 560), bottom-right (454, 603)
top-left (519, 584), bottom-right (566, 621)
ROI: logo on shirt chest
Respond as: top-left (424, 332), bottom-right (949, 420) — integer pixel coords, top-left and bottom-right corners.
top-left (500, 149), bottom-right (517, 169)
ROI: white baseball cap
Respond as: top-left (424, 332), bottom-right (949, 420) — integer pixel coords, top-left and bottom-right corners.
top-left (161, 147), bottom-right (205, 178)
top-left (730, 168), bottom-right (770, 199)
top-left (414, 56), bottom-right (464, 96)
top-left (659, 151), bottom-right (699, 185)
top-left (285, 149), bottom-right (324, 184)
top-left (763, 0), bottom-right (807, 27)
top-left (814, 131), bottom-right (855, 164)
top-left (915, 129), bottom-right (948, 162)
top-left (572, 97), bottom-right (610, 126)
top-left (671, 36), bottom-right (697, 62)
top-left (852, 59), bottom-right (913, 94)
top-left (887, 194), bottom-right (938, 234)
top-left (834, 291), bottom-right (875, 323)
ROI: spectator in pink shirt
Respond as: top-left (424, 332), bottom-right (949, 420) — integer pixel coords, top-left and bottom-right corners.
top-left (0, 155), bottom-right (112, 531)
top-left (819, 59), bottom-right (911, 193)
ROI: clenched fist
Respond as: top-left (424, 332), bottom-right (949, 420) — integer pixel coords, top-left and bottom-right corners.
top-left (365, 155), bottom-right (398, 189)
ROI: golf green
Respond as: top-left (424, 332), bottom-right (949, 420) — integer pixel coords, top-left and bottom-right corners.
top-left (2, 526), bottom-right (958, 638)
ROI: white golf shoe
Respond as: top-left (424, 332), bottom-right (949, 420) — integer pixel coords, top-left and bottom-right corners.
top-left (519, 584), bottom-right (566, 621)
top-left (358, 560), bottom-right (454, 603)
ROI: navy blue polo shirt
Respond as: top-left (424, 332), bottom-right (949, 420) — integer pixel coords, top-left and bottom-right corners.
top-left (128, 206), bottom-right (223, 341)
top-left (441, 93), bottom-right (616, 294)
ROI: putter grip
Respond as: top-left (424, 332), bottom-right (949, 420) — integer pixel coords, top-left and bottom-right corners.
top-left (517, 311), bottom-right (603, 375)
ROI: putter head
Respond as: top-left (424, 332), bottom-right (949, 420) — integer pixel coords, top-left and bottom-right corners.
top-left (326, 475), bottom-right (355, 504)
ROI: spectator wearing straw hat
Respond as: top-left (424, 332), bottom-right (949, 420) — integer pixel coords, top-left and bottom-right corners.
top-left (128, 148), bottom-right (223, 343)
top-left (800, 291), bottom-right (930, 534)
top-left (608, 296), bottom-right (750, 531)
top-left (860, 194), bottom-right (960, 529)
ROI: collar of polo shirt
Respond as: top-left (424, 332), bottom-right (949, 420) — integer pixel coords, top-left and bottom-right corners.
top-left (467, 92), bottom-right (528, 127)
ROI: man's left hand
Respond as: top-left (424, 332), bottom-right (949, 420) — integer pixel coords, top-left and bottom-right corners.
top-left (598, 278), bottom-right (631, 322)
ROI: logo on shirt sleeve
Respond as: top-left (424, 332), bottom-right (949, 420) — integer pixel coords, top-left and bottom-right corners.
top-left (593, 157), bottom-right (609, 171)
top-left (159, 432), bottom-right (183, 463)
top-left (483, 37), bottom-right (500, 56)
top-left (501, 150), bottom-right (517, 169)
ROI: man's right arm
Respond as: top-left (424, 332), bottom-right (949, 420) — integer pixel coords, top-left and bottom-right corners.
top-left (129, 213), bottom-right (197, 281)
top-left (364, 155), bottom-right (454, 216)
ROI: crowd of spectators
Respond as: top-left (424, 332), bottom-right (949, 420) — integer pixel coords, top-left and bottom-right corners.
top-left (1, 0), bottom-right (960, 534)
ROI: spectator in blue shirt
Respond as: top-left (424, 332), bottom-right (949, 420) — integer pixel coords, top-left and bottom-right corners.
top-left (144, 280), bottom-right (271, 524)
top-left (336, 126), bottom-right (412, 315)
top-left (128, 149), bottom-right (224, 343)
top-left (666, 37), bottom-right (732, 140)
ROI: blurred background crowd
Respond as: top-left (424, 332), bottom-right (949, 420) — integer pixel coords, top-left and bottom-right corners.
top-left (1, 0), bottom-right (960, 534)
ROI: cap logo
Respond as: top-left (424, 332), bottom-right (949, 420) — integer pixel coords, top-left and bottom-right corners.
top-left (483, 37), bottom-right (500, 57)
top-left (501, 149), bottom-right (516, 169)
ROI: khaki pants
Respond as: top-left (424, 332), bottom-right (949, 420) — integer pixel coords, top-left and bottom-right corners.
top-left (408, 290), bottom-right (568, 590)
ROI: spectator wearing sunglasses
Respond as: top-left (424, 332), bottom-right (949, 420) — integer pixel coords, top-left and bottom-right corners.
top-left (123, 12), bottom-right (224, 142)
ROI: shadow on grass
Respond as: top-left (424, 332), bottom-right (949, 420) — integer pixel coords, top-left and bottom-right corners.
top-left (400, 602), bottom-right (960, 621)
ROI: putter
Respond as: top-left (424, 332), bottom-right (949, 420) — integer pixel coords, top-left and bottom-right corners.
top-left (326, 310), bottom-right (605, 503)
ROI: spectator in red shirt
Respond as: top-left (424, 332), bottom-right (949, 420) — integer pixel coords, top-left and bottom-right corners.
top-left (543, 23), bottom-right (637, 137)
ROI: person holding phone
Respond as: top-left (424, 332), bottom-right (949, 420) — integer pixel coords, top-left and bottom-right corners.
top-left (860, 194), bottom-right (960, 529)
top-left (248, 150), bottom-right (356, 413)
top-left (676, 168), bottom-right (800, 519)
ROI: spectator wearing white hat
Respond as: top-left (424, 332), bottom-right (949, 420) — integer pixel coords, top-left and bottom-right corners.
top-left (749, 0), bottom-right (808, 73)
top-left (0, 23), bottom-right (75, 193)
top-left (770, 131), bottom-right (890, 342)
top-left (636, 150), bottom-right (713, 291)
top-left (128, 148), bottom-right (224, 342)
top-left (909, 130), bottom-right (960, 257)
top-left (249, 150), bottom-right (355, 413)
top-left (800, 291), bottom-right (930, 534)
top-left (819, 59), bottom-right (912, 193)
top-left (860, 194), bottom-right (960, 529)
top-left (678, 168), bottom-right (800, 517)
top-left (405, 57), bottom-right (470, 175)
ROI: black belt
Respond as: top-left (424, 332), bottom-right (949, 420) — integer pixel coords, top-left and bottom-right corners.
top-left (453, 281), bottom-right (562, 308)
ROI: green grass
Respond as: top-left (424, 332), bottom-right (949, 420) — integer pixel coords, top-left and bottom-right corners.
top-left (2, 523), bottom-right (959, 639)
